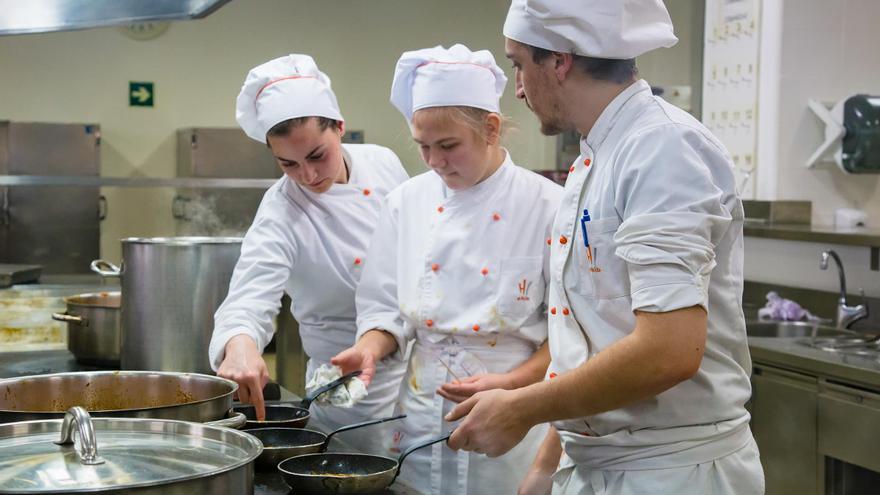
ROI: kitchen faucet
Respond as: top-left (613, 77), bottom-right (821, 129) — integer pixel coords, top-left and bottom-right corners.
top-left (820, 250), bottom-right (869, 329)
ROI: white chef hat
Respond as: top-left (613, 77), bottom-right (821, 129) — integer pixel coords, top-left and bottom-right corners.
top-left (390, 44), bottom-right (508, 122)
top-left (235, 54), bottom-right (344, 143)
top-left (503, 0), bottom-right (678, 60)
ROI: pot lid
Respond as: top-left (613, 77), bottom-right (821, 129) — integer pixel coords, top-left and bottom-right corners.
top-left (0, 407), bottom-right (261, 493)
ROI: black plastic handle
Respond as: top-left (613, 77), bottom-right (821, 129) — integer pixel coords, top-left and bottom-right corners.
top-left (299, 370), bottom-right (363, 409)
top-left (322, 413), bottom-right (407, 451)
top-left (393, 431), bottom-right (452, 482)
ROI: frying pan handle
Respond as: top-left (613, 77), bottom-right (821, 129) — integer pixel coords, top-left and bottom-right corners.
top-left (393, 431), bottom-right (452, 482)
top-left (300, 370), bottom-right (363, 409)
top-left (54, 406), bottom-right (105, 465)
top-left (52, 312), bottom-right (88, 326)
top-left (205, 411), bottom-right (248, 429)
top-left (323, 413), bottom-right (407, 450)
top-left (90, 259), bottom-right (121, 277)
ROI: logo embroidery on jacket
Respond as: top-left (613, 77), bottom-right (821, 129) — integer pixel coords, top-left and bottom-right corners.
top-left (517, 279), bottom-right (532, 301)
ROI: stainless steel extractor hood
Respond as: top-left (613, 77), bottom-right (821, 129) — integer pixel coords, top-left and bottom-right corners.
top-left (0, 0), bottom-right (233, 36)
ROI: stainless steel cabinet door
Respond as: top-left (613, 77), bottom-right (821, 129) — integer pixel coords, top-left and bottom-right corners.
top-left (751, 364), bottom-right (821, 495)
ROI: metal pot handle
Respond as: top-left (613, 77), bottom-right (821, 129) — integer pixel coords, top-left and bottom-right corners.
top-left (54, 406), bottom-right (105, 465)
top-left (51, 312), bottom-right (88, 326)
top-left (204, 410), bottom-right (247, 429)
top-left (90, 259), bottom-right (121, 277)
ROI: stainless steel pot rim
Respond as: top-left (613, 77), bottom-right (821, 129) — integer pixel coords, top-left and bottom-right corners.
top-left (63, 291), bottom-right (121, 308)
top-left (0, 371), bottom-right (239, 415)
top-left (277, 452), bottom-right (398, 478)
top-left (0, 416), bottom-right (262, 493)
top-left (121, 236), bottom-right (242, 245)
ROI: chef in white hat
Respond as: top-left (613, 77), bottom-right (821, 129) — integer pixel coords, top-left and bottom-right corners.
top-left (209, 54), bottom-right (409, 438)
top-left (331, 44), bottom-right (562, 494)
top-left (445, 2), bottom-right (765, 494)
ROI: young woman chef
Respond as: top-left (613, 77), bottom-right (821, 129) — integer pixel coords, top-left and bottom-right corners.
top-left (209, 54), bottom-right (409, 433)
top-left (331, 44), bottom-right (562, 495)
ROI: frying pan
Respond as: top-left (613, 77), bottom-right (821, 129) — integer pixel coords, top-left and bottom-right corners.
top-left (248, 414), bottom-right (405, 471)
top-left (234, 370), bottom-right (362, 430)
top-left (278, 432), bottom-right (452, 494)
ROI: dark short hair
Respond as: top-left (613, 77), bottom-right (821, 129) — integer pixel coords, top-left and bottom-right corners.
top-left (528, 46), bottom-right (637, 84)
top-left (266, 116), bottom-right (340, 139)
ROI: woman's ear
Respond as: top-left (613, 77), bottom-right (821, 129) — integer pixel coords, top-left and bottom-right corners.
top-left (485, 113), bottom-right (502, 146)
top-left (336, 120), bottom-right (346, 138)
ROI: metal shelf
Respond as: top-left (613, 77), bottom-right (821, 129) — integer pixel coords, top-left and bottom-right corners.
top-left (0, 175), bottom-right (277, 189)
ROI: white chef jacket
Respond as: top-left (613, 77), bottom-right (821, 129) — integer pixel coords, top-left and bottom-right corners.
top-left (356, 152), bottom-right (562, 495)
top-left (547, 80), bottom-right (763, 494)
top-left (209, 143), bottom-right (410, 433)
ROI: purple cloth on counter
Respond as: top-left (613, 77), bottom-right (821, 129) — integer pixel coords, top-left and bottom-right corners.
top-left (757, 291), bottom-right (819, 322)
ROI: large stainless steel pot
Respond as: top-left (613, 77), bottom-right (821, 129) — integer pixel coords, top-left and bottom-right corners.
top-left (0, 407), bottom-right (261, 494)
top-left (0, 371), bottom-right (236, 424)
top-left (51, 291), bottom-right (121, 366)
top-left (91, 236), bottom-right (242, 373)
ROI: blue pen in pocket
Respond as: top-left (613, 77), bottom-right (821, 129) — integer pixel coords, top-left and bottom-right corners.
top-left (580, 209), bottom-right (593, 262)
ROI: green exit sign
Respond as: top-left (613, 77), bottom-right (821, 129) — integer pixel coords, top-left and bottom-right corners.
top-left (129, 82), bottom-right (154, 107)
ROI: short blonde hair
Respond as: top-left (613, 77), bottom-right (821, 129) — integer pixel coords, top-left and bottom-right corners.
top-left (412, 106), bottom-right (511, 144)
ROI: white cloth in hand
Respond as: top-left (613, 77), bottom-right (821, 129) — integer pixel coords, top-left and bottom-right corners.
top-left (305, 364), bottom-right (368, 408)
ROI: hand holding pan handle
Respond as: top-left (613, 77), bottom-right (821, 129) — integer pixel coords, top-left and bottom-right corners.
top-left (321, 413), bottom-right (407, 451)
top-left (393, 431), bottom-right (453, 483)
top-left (299, 370), bottom-right (363, 409)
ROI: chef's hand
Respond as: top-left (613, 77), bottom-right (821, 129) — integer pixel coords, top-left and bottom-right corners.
top-left (331, 329), bottom-right (398, 387)
top-left (217, 334), bottom-right (269, 421)
top-left (331, 347), bottom-right (377, 387)
top-left (445, 388), bottom-right (532, 457)
top-left (437, 373), bottom-right (515, 403)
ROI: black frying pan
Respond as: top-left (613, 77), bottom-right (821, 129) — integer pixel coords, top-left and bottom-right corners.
top-left (278, 432), bottom-right (452, 494)
top-left (247, 414), bottom-right (406, 471)
top-left (235, 370), bottom-right (362, 430)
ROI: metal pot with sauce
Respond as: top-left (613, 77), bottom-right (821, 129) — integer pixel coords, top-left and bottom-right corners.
top-left (0, 371), bottom-right (243, 428)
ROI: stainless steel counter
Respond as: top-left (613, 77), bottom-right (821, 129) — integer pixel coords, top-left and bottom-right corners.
top-left (748, 336), bottom-right (880, 389)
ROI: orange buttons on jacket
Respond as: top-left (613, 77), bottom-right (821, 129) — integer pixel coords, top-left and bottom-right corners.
top-left (353, 257), bottom-right (362, 265)
top-left (549, 372), bottom-right (558, 379)
top-left (481, 268), bottom-right (489, 276)
top-left (472, 324), bottom-right (480, 332)
top-left (546, 237), bottom-right (552, 246)
top-left (562, 307), bottom-right (570, 316)
top-left (362, 189), bottom-right (371, 196)
top-left (492, 213), bottom-right (501, 221)
top-left (583, 158), bottom-right (592, 167)
top-left (550, 307), bottom-right (557, 315)
top-left (431, 263), bottom-right (440, 272)
top-left (559, 235), bottom-right (568, 245)
top-left (437, 206), bottom-right (444, 213)
top-left (426, 319), bottom-right (434, 328)
top-left (569, 165), bottom-right (575, 173)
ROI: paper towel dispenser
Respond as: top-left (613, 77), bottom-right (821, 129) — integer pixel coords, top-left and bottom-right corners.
top-left (807, 94), bottom-right (880, 174)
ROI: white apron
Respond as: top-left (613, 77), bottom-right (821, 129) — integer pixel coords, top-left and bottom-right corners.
top-left (356, 153), bottom-right (562, 494)
top-left (210, 144), bottom-right (410, 429)
top-left (547, 80), bottom-right (763, 494)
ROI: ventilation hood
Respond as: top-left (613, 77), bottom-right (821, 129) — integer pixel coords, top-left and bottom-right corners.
top-left (0, 0), bottom-right (233, 36)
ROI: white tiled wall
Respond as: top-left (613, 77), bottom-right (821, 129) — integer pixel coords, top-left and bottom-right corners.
top-left (744, 237), bottom-right (879, 298)
top-left (765, 0), bottom-right (880, 227)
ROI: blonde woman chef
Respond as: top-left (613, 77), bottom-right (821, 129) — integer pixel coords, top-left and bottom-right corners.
top-left (332, 44), bottom-right (562, 494)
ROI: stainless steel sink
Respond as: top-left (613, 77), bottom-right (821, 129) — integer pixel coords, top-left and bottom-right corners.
top-left (745, 320), bottom-right (850, 338)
